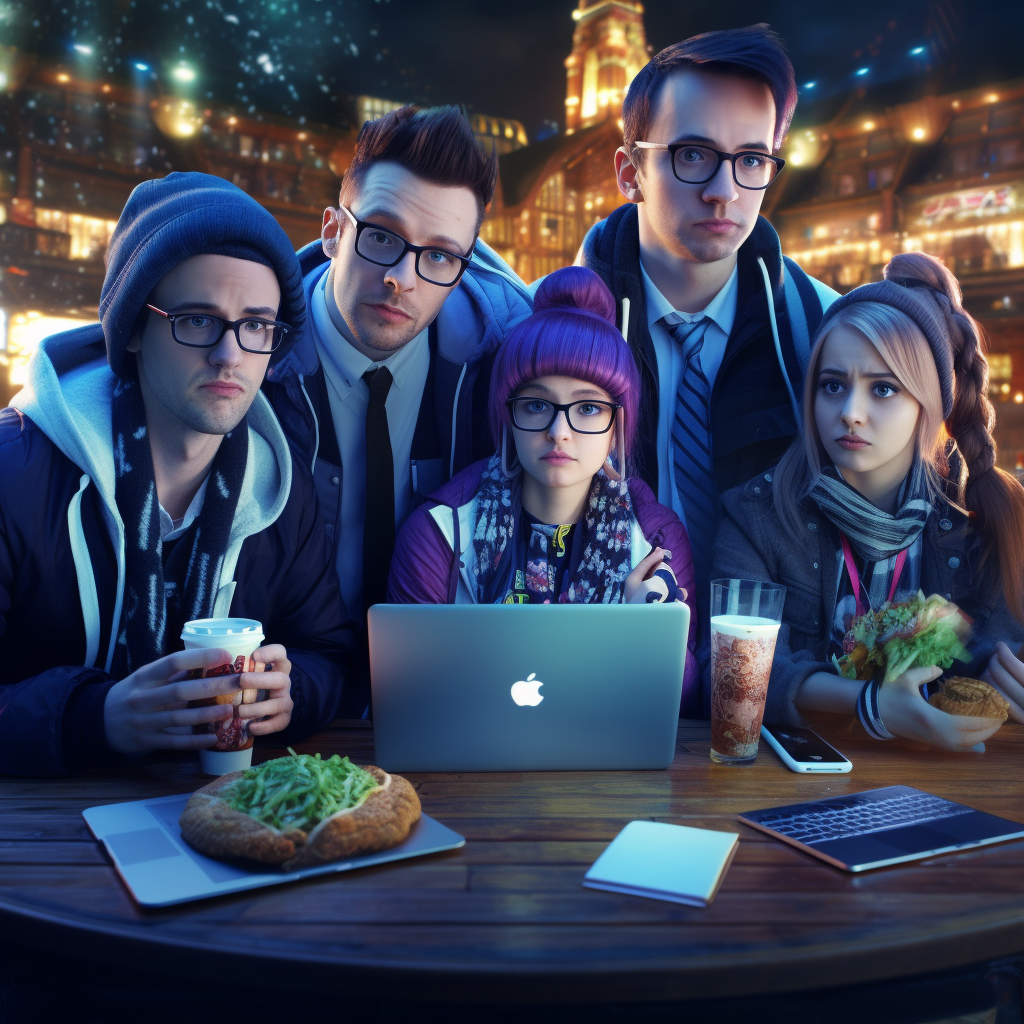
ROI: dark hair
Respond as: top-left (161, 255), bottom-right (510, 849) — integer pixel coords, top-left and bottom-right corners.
top-left (339, 105), bottom-right (497, 227)
top-left (490, 267), bottom-right (640, 470)
top-left (884, 252), bottom-right (1024, 623)
top-left (622, 24), bottom-right (797, 154)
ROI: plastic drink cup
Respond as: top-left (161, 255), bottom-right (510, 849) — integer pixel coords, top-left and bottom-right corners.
top-left (709, 580), bottom-right (786, 765)
top-left (182, 618), bottom-right (265, 776)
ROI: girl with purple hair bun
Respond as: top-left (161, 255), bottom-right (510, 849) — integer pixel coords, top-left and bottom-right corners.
top-left (388, 266), bottom-right (700, 713)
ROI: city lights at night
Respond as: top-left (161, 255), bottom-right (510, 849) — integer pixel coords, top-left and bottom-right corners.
top-left (1, 0), bottom-right (1024, 1012)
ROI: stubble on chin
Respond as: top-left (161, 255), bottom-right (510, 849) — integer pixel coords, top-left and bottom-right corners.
top-left (184, 381), bottom-right (256, 437)
top-left (349, 307), bottom-right (424, 356)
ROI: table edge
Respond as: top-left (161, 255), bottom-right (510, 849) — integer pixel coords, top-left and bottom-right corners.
top-left (1, 893), bottom-right (1022, 1003)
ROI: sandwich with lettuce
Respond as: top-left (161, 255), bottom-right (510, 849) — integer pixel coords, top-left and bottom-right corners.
top-left (833, 591), bottom-right (973, 684)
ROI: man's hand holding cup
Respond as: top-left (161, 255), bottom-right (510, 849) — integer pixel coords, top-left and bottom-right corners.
top-left (238, 643), bottom-right (294, 737)
top-left (104, 647), bottom-right (245, 755)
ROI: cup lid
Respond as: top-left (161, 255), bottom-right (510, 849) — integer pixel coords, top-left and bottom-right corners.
top-left (181, 617), bottom-right (264, 638)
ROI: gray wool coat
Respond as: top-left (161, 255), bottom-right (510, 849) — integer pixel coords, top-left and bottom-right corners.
top-left (709, 469), bottom-right (1024, 726)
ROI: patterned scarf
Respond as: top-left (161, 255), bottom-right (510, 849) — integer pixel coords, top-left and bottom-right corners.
top-left (110, 376), bottom-right (247, 676)
top-left (470, 454), bottom-right (634, 605)
top-left (808, 459), bottom-right (933, 562)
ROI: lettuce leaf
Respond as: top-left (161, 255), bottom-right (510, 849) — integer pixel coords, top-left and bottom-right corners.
top-left (835, 592), bottom-right (973, 683)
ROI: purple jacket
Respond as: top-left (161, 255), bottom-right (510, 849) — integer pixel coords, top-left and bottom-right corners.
top-left (388, 459), bottom-right (700, 715)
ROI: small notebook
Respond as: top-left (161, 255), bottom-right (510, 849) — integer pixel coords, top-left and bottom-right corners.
top-left (583, 820), bottom-right (739, 906)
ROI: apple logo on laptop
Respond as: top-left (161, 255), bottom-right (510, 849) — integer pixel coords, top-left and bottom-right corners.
top-left (511, 672), bottom-right (544, 707)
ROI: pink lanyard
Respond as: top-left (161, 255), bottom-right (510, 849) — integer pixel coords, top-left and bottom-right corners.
top-left (840, 534), bottom-right (907, 618)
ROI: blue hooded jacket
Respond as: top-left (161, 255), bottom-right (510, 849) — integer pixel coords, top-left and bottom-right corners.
top-left (262, 238), bottom-right (533, 553)
top-left (0, 174), bottom-right (354, 776)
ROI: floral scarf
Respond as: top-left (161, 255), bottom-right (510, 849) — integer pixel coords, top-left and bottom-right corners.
top-left (470, 454), bottom-right (634, 605)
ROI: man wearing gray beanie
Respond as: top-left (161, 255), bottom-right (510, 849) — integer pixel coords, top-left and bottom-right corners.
top-left (0, 172), bottom-right (356, 776)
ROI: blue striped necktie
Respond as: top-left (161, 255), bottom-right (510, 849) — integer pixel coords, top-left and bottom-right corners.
top-left (665, 315), bottom-right (719, 580)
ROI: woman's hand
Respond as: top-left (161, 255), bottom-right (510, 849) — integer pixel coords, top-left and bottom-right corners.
top-left (625, 547), bottom-right (676, 603)
top-left (982, 642), bottom-right (1024, 724)
top-left (238, 644), bottom-right (294, 737)
top-left (875, 665), bottom-right (1003, 752)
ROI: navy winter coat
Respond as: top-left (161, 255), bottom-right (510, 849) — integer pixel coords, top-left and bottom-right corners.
top-left (578, 204), bottom-right (838, 496)
top-left (0, 330), bottom-right (356, 776)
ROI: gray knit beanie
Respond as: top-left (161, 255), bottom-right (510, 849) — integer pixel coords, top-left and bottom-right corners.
top-left (814, 277), bottom-right (955, 417)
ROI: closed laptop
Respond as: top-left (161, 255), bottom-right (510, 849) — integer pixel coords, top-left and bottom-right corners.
top-left (368, 603), bottom-right (689, 772)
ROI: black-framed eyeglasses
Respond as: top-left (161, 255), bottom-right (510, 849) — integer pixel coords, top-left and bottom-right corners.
top-left (146, 304), bottom-right (289, 353)
top-left (633, 142), bottom-right (785, 190)
top-left (507, 397), bottom-right (621, 435)
top-left (338, 205), bottom-right (473, 287)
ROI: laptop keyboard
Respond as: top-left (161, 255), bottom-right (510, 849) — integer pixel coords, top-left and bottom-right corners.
top-left (755, 791), bottom-right (972, 846)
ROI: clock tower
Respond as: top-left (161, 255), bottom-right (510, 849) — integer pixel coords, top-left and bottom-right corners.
top-left (564, 1), bottom-right (649, 135)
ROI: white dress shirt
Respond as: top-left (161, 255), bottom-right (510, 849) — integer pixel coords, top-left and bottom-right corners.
top-left (311, 267), bottom-right (430, 616)
top-left (640, 260), bottom-right (739, 525)
top-left (159, 476), bottom-right (208, 543)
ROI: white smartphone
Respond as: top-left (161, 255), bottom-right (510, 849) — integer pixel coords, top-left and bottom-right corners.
top-left (760, 725), bottom-right (852, 773)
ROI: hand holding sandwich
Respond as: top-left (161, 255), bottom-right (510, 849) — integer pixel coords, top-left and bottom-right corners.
top-left (876, 665), bottom-right (1004, 752)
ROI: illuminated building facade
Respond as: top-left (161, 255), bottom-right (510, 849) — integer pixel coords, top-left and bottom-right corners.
top-left (768, 78), bottom-right (1024, 464)
top-left (564, 0), bottom-right (648, 135)
top-left (481, 119), bottom-right (627, 283)
top-left (482, 0), bottom-right (644, 281)
top-left (0, 53), bottom-right (524, 403)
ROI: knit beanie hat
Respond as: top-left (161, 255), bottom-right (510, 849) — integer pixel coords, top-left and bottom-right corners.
top-left (99, 172), bottom-right (304, 379)
top-left (814, 276), bottom-right (955, 418)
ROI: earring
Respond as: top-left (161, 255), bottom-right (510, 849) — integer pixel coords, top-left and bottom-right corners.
top-left (501, 425), bottom-right (521, 477)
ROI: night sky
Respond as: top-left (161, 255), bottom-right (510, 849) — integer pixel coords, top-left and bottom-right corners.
top-left (7, 0), bottom-right (1023, 137)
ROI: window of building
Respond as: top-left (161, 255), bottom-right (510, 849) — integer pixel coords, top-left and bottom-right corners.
top-left (990, 103), bottom-right (1024, 133)
top-left (35, 208), bottom-right (117, 260)
top-left (989, 353), bottom-right (1013, 381)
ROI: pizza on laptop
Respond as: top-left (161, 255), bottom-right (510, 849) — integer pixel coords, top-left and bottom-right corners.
top-left (179, 749), bottom-right (421, 871)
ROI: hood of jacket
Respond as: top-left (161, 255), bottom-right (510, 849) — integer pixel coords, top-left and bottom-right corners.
top-left (266, 237), bottom-right (533, 386)
top-left (10, 323), bottom-right (293, 670)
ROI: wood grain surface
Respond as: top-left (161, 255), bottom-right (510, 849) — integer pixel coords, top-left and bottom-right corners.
top-left (0, 715), bottom-right (1022, 1004)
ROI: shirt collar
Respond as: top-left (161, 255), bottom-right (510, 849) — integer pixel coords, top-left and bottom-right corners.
top-left (313, 268), bottom-right (428, 398)
top-left (640, 259), bottom-right (739, 338)
top-left (159, 475), bottom-right (209, 543)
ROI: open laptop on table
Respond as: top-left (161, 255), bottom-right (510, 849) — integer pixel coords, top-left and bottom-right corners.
top-left (739, 785), bottom-right (1024, 872)
top-left (367, 603), bottom-right (689, 772)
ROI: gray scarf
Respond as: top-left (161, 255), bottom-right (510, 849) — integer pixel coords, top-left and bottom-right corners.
top-left (808, 460), bottom-right (933, 562)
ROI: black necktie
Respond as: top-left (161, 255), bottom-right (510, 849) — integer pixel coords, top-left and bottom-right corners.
top-left (362, 366), bottom-right (395, 609)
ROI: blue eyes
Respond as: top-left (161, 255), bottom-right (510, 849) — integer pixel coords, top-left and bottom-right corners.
top-left (820, 379), bottom-right (900, 398)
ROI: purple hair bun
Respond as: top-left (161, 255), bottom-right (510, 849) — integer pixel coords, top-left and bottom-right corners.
top-left (533, 265), bottom-right (616, 325)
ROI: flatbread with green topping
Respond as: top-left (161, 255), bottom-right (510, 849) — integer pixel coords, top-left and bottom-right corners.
top-left (179, 750), bottom-right (421, 870)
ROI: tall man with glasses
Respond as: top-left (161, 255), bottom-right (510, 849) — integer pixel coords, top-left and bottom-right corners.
top-left (0, 173), bottom-right (356, 775)
top-left (264, 106), bottom-right (532, 665)
top-left (578, 25), bottom-right (838, 681)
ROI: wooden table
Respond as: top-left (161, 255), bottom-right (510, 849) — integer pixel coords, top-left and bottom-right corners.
top-left (1, 717), bottom-right (1022, 1005)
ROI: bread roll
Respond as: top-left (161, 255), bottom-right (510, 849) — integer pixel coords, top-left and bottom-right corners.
top-left (928, 677), bottom-right (1010, 723)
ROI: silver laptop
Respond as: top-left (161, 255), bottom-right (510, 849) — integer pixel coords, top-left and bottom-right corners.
top-left (368, 603), bottom-right (689, 772)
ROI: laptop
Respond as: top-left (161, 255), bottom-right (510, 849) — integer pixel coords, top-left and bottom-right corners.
top-left (739, 785), bottom-right (1024, 872)
top-left (83, 793), bottom-right (465, 907)
top-left (367, 602), bottom-right (689, 772)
